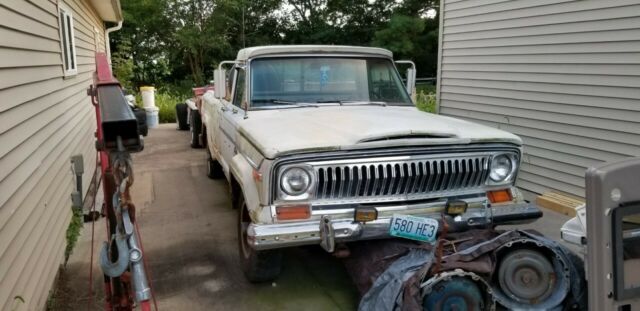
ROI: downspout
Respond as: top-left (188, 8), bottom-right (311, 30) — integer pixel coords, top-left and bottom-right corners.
top-left (105, 21), bottom-right (123, 69)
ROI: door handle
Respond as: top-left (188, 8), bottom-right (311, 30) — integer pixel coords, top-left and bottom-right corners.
top-left (220, 106), bottom-right (228, 112)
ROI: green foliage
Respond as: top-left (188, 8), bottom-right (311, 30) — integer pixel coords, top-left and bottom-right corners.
top-left (373, 15), bottom-right (425, 56)
top-left (417, 84), bottom-right (436, 94)
top-left (416, 89), bottom-right (437, 113)
top-left (110, 0), bottom-right (440, 92)
top-left (155, 92), bottom-right (184, 123)
top-left (64, 208), bottom-right (83, 264)
top-left (112, 38), bottom-right (135, 90)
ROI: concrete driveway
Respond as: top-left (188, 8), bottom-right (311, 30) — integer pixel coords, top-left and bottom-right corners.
top-left (52, 124), bottom-right (575, 310)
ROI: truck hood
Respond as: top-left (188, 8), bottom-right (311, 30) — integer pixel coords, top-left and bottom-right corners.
top-left (238, 106), bottom-right (522, 159)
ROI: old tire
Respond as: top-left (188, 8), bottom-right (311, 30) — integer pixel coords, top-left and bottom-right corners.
top-left (206, 149), bottom-right (224, 179)
top-left (131, 107), bottom-right (148, 136)
top-left (190, 109), bottom-right (202, 148)
top-left (237, 196), bottom-right (282, 283)
top-left (176, 103), bottom-right (189, 130)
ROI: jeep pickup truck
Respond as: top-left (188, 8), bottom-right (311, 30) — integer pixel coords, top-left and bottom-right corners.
top-left (200, 45), bottom-right (542, 282)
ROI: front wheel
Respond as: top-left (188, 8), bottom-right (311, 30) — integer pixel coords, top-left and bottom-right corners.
top-left (237, 196), bottom-right (282, 283)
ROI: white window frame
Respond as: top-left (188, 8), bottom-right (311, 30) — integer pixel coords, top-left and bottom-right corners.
top-left (58, 3), bottom-right (77, 76)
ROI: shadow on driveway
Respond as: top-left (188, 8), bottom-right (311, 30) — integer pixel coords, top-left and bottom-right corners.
top-left (52, 124), bottom-right (358, 310)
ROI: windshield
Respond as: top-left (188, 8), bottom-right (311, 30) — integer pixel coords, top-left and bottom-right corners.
top-left (250, 57), bottom-right (412, 108)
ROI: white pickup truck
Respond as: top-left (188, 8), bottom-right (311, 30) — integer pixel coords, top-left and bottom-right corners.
top-left (200, 45), bottom-right (541, 282)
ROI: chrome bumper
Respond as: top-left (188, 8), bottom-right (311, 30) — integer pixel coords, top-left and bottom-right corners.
top-left (247, 199), bottom-right (542, 251)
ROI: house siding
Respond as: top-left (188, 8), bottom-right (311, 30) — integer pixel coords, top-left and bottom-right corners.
top-left (437, 0), bottom-right (640, 198)
top-left (0, 0), bottom-right (105, 309)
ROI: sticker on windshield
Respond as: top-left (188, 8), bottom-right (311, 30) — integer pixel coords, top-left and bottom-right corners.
top-left (320, 65), bottom-right (330, 88)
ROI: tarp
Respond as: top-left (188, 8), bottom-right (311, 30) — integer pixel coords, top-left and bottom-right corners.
top-left (345, 229), bottom-right (587, 311)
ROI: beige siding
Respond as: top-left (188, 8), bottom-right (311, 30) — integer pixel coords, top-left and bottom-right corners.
top-left (0, 0), bottom-right (106, 309)
top-left (437, 0), bottom-right (640, 198)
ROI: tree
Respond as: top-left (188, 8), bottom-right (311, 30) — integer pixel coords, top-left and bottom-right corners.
top-left (109, 0), bottom-right (441, 93)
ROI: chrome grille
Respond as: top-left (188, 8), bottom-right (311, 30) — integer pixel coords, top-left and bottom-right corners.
top-left (314, 155), bottom-right (491, 201)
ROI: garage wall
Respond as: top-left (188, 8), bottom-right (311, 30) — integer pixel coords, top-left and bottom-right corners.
top-left (437, 0), bottom-right (640, 198)
top-left (0, 0), bottom-right (105, 309)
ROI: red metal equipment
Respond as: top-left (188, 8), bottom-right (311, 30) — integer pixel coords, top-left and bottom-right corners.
top-left (88, 53), bottom-right (155, 311)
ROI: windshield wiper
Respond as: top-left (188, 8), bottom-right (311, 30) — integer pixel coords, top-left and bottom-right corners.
top-left (315, 100), bottom-right (344, 105)
top-left (254, 99), bottom-right (319, 108)
top-left (338, 100), bottom-right (388, 107)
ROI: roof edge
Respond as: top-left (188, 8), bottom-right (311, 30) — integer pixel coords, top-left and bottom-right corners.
top-left (90, 0), bottom-right (123, 22)
top-left (236, 45), bottom-right (394, 61)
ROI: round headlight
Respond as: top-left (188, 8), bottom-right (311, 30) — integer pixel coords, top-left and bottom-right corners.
top-left (281, 167), bottom-right (311, 196)
top-left (490, 154), bottom-right (514, 182)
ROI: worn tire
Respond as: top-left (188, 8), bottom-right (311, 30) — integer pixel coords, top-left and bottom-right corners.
top-left (190, 109), bottom-right (202, 148)
top-left (237, 196), bottom-right (282, 283)
top-left (176, 103), bottom-right (189, 130)
top-left (206, 148), bottom-right (224, 179)
top-left (131, 107), bottom-right (148, 136)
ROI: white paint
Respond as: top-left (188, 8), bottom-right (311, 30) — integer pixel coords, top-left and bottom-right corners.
top-left (235, 45), bottom-right (393, 61)
top-left (235, 105), bottom-right (522, 159)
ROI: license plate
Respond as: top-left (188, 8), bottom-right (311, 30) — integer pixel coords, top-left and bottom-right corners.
top-left (389, 214), bottom-right (439, 243)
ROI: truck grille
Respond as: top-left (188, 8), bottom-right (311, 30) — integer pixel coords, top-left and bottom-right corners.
top-left (314, 155), bottom-right (491, 201)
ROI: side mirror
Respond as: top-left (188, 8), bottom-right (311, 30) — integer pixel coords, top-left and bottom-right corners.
top-left (395, 60), bottom-right (417, 97)
top-left (214, 69), bottom-right (226, 99)
top-left (406, 68), bottom-right (416, 96)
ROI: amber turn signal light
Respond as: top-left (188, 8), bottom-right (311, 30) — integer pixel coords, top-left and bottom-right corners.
top-left (276, 205), bottom-right (310, 220)
top-left (487, 189), bottom-right (513, 204)
top-left (354, 206), bottom-right (378, 223)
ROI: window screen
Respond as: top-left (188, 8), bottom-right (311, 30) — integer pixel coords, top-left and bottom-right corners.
top-left (59, 7), bottom-right (77, 75)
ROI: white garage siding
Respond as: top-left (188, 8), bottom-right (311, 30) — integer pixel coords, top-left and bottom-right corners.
top-left (0, 0), bottom-right (107, 309)
top-left (436, 0), bottom-right (640, 198)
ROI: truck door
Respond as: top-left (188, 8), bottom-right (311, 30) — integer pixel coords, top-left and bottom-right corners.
top-left (217, 66), bottom-right (246, 175)
top-left (201, 89), bottom-right (223, 157)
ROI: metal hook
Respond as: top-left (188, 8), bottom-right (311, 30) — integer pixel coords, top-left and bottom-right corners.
top-left (99, 234), bottom-right (130, 277)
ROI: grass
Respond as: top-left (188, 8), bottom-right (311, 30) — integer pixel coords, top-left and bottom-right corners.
top-left (155, 92), bottom-right (184, 123)
top-left (135, 91), bottom-right (186, 124)
top-left (415, 84), bottom-right (437, 113)
top-left (64, 207), bottom-right (83, 264)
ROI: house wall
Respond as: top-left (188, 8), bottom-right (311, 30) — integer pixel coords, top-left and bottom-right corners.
top-left (0, 0), bottom-right (105, 309)
top-left (437, 0), bottom-right (640, 198)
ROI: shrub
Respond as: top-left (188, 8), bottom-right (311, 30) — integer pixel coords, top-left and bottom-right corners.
top-left (134, 90), bottom-right (186, 124)
top-left (155, 92), bottom-right (184, 123)
top-left (416, 90), bottom-right (436, 113)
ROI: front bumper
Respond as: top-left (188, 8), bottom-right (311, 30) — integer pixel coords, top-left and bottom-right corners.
top-left (247, 198), bottom-right (542, 251)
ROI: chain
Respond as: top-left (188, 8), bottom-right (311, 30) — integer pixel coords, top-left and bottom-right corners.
top-left (432, 213), bottom-right (449, 275)
top-left (100, 141), bottom-right (154, 309)
top-left (112, 152), bottom-right (136, 225)
top-left (112, 134), bottom-right (135, 226)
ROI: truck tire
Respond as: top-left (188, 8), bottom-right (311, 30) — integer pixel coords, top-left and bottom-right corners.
top-left (237, 196), bottom-right (282, 283)
top-left (176, 103), bottom-right (189, 130)
top-left (190, 109), bottom-right (202, 148)
top-left (206, 148), bottom-right (224, 179)
top-left (132, 108), bottom-right (148, 136)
